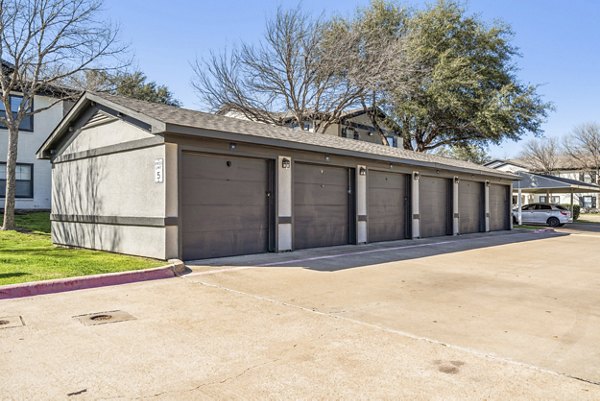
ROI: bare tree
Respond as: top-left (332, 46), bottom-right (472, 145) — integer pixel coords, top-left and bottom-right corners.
top-left (563, 122), bottom-right (600, 182)
top-left (519, 137), bottom-right (560, 173)
top-left (0, 0), bottom-right (126, 230)
top-left (192, 6), bottom-right (411, 137)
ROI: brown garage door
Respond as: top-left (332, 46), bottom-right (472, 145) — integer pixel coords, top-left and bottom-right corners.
top-left (459, 180), bottom-right (484, 234)
top-left (181, 152), bottom-right (274, 260)
top-left (489, 184), bottom-right (510, 231)
top-left (367, 171), bottom-right (408, 242)
top-left (419, 176), bottom-right (452, 238)
top-left (294, 163), bottom-right (354, 250)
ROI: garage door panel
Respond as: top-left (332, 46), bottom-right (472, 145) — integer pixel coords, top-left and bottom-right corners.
top-left (182, 152), bottom-right (271, 260)
top-left (182, 206), bottom-right (268, 231)
top-left (181, 179), bottom-right (266, 206)
top-left (459, 180), bottom-right (483, 234)
top-left (420, 176), bottom-right (451, 238)
top-left (182, 155), bottom-right (266, 181)
top-left (294, 163), bottom-right (350, 250)
top-left (293, 182), bottom-right (348, 205)
top-left (182, 230), bottom-right (269, 259)
top-left (489, 184), bottom-right (510, 231)
top-left (367, 171), bottom-right (407, 242)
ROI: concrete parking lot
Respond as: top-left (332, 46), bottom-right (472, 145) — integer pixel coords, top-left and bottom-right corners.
top-left (1, 228), bottom-right (600, 400)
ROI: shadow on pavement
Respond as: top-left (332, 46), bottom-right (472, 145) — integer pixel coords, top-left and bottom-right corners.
top-left (186, 230), bottom-right (569, 272)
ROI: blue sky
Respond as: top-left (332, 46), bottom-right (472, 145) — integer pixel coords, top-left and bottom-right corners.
top-left (102, 0), bottom-right (600, 159)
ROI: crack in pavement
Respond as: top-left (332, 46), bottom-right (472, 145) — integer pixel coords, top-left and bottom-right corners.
top-left (135, 358), bottom-right (282, 400)
top-left (190, 278), bottom-right (600, 388)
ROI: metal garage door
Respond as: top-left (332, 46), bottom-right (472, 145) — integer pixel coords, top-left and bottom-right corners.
top-left (181, 152), bottom-right (274, 260)
top-left (293, 163), bottom-right (354, 249)
top-left (367, 171), bottom-right (408, 242)
top-left (419, 176), bottom-right (452, 238)
top-left (489, 184), bottom-right (510, 231)
top-left (459, 180), bottom-right (484, 234)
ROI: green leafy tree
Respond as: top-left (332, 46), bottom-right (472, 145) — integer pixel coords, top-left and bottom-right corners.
top-left (435, 144), bottom-right (492, 165)
top-left (76, 70), bottom-right (181, 107)
top-left (112, 71), bottom-right (181, 107)
top-left (373, 0), bottom-right (551, 152)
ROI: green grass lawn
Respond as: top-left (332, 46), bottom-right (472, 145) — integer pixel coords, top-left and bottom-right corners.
top-left (0, 212), bottom-right (165, 286)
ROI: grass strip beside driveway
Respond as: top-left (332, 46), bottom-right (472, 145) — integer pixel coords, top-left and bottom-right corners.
top-left (0, 212), bottom-right (164, 286)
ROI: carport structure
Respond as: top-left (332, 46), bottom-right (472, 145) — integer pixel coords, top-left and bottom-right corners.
top-left (514, 171), bottom-right (600, 224)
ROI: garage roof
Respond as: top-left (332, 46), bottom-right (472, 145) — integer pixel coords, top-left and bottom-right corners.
top-left (38, 92), bottom-right (516, 179)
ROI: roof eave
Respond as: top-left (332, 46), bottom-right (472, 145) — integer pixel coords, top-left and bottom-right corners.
top-left (164, 123), bottom-right (517, 180)
top-left (36, 92), bottom-right (167, 159)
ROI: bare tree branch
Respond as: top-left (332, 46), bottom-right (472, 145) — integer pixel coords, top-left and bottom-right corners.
top-left (519, 137), bottom-right (560, 173)
top-left (0, 0), bottom-right (128, 230)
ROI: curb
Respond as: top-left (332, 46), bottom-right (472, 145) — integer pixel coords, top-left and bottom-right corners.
top-left (0, 259), bottom-right (186, 300)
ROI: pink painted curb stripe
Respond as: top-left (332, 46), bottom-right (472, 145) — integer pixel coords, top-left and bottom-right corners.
top-left (0, 263), bottom-right (182, 300)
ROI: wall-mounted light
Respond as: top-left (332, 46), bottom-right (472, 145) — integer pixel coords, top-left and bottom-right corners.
top-left (389, 163), bottom-right (393, 169)
top-left (359, 167), bottom-right (367, 176)
top-left (325, 155), bottom-right (330, 161)
top-left (229, 143), bottom-right (237, 150)
top-left (485, 180), bottom-right (490, 187)
top-left (454, 177), bottom-right (460, 184)
top-left (436, 169), bottom-right (440, 174)
top-left (413, 171), bottom-right (420, 181)
top-left (281, 158), bottom-right (291, 169)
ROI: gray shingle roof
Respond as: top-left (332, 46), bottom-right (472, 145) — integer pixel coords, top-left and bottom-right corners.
top-left (60, 92), bottom-right (516, 178)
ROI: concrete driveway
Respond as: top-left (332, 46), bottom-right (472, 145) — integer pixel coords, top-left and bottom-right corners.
top-left (1, 228), bottom-right (600, 400)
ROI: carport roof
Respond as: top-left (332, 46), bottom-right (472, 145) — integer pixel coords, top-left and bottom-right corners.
top-left (514, 171), bottom-right (600, 193)
top-left (38, 92), bottom-right (516, 179)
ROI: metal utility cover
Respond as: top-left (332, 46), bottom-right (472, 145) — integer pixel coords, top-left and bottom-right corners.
top-left (367, 171), bottom-right (408, 242)
top-left (181, 152), bottom-right (272, 260)
top-left (0, 316), bottom-right (25, 329)
top-left (294, 163), bottom-right (350, 250)
top-left (74, 310), bottom-right (136, 326)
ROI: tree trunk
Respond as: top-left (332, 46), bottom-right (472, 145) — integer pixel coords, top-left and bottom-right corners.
top-left (2, 126), bottom-right (19, 230)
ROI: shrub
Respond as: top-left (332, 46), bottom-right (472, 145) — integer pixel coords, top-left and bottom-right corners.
top-left (560, 204), bottom-right (580, 220)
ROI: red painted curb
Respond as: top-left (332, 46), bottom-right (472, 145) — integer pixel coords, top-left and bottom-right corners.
top-left (0, 261), bottom-right (185, 300)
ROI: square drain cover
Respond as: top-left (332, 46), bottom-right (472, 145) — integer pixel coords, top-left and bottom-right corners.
top-left (74, 310), bottom-right (136, 326)
top-left (0, 316), bottom-right (25, 329)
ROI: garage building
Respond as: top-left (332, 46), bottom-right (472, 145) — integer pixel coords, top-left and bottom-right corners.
top-left (37, 93), bottom-right (516, 260)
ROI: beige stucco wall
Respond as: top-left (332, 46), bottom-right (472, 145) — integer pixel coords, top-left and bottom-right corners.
top-left (0, 94), bottom-right (66, 210)
top-left (52, 221), bottom-right (167, 260)
top-left (51, 117), bottom-right (175, 259)
top-left (61, 118), bottom-right (153, 154)
top-left (52, 145), bottom-right (166, 217)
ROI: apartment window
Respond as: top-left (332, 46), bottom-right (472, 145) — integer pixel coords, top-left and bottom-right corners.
top-left (386, 136), bottom-right (397, 147)
top-left (539, 196), bottom-right (560, 204)
top-left (303, 121), bottom-right (311, 131)
top-left (581, 196), bottom-right (597, 208)
top-left (0, 95), bottom-right (33, 131)
top-left (0, 163), bottom-right (33, 198)
top-left (353, 130), bottom-right (360, 140)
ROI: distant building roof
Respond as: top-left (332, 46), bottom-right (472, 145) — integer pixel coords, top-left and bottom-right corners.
top-left (514, 171), bottom-right (600, 194)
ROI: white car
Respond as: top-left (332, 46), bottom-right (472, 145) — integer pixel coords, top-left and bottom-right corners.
top-left (513, 203), bottom-right (572, 227)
